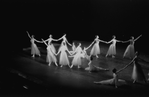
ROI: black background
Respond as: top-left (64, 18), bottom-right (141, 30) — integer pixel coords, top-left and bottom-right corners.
top-left (1, 0), bottom-right (149, 54)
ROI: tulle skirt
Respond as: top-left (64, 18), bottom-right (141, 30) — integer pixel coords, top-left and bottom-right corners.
top-left (72, 54), bottom-right (82, 66)
top-left (51, 44), bottom-right (56, 54)
top-left (132, 63), bottom-right (146, 82)
top-left (31, 43), bottom-right (40, 55)
top-left (123, 44), bottom-right (135, 58)
top-left (59, 51), bottom-right (70, 66)
top-left (90, 43), bottom-right (100, 56)
top-left (46, 50), bottom-right (57, 63)
top-left (106, 44), bottom-right (116, 56)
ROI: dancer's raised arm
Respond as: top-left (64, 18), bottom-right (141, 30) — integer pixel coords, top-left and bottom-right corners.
top-left (42, 39), bottom-right (48, 46)
top-left (107, 39), bottom-right (113, 44)
top-left (134, 35), bottom-right (142, 42)
top-left (100, 39), bottom-right (108, 44)
top-left (26, 31), bottom-right (31, 39)
top-left (85, 40), bottom-right (95, 50)
top-left (34, 38), bottom-right (43, 43)
top-left (66, 39), bottom-right (72, 46)
top-left (117, 55), bottom-right (137, 73)
top-left (116, 39), bottom-right (124, 43)
top-left (57, 34), bottom-right (66, 41)
top-left (121, 39), bottom-right (130, 43)
top-left (52, 38), bottom-right (59, 41)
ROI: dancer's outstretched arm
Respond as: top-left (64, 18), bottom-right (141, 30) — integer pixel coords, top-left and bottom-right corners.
top-left (42, 39), bottom-right (48, 46)
top-left (117, 55), bottom-right (137, 73)
top-left (121, 40), bottom-right (130, 43)
top-left (34, 38), bottom-right (43, 43)
top-left (52, 38), bottom-right (59, 41)
top-left (107, 39), bottom-right (113, 44)
top-left (116, 39), bottom-right (124, 43)
top-left (66, 39), bottom-right (72, 46)
top-left (44, 38), bottom-right (50, 42)
top-left (134, 35), bottom-right (142, 42)
top-left (26, 31), bottom-right (31, 39)
top-left (85, 40), bottom-right (95, 50)
top-left (57, 34), bottom-right (66, 41)
top-left (100, 39), bottom-right (108, 44)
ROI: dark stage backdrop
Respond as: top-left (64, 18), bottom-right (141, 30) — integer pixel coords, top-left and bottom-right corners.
top-left (1, 0), bottom-right (149, 54)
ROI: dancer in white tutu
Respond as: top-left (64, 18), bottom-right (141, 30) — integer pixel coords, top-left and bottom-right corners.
top-left (85, 55), bottom-right (109, 73)
top-left (69, 43), bottom-right (85, 68)
top-left (106, 35), bottom-right (122, 58)
top-left (121, 52), bottom-right (147, 84)
top-left (89, 35), bottom-right (107, 58)
top-left (56, 41), bottom-right (72, 67)
top-left (94, 68), bottom-right (126, 88)
top-left (42, 34), bottom-right (59, 54)
top-left (26, 31), bottom-right (43, 57)
top-left (42, 39), bottom-right (58, 66)
top-left (123, 35), bottom-right (142, 59)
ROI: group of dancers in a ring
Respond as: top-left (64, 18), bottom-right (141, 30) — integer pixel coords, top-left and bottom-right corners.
top-left (26, 31), bottom-right (148, 88)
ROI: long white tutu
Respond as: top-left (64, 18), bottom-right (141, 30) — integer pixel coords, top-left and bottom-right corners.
top-left (90, 42), bottom-right (100, 56)
top-left (46, 47), bottom-right (57, 63)
top-left (59, 51), bottom-right (70, 66)
top-left (132, 62), bottom-right (146, 82)
top-left (71, 53), bottom-right (83, 66)
top-left (51, 44), bottom-right (56, 54)
top-left (132, 63), bottom-right (137, 81)
top-left (123, 44), bottom-right (135, 58)
top-left (31, 43), bottom-right (40, 55)
top-left (106, 44), bottom-right (116, 56)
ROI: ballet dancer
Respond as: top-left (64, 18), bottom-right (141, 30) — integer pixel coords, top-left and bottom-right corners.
top-left (122, 35), bottom-right (142, 59)
top-left (86, 35), bottom-right (107, 58)
top-left (85, 55), bottom-right (109, 73)
top-left (94, 68), bottom-right (126, 88)
top-left (69, 43), bottom-right (85, 68)
top-left (56, 41), bottom-right (72, 68)
top-left (106, 35), bottom-right (122, 58)
top-left (42, 39), bottom-right (58, 66)
top-left (26, 31), bottom-right (43, 57)
top-left (121, 51), bottom-right (147, 84)
top-left (42, 34), bottom-right (59, 54)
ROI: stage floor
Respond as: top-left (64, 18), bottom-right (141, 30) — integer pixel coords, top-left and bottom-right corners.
top-left (1, 43), bottom-right (149, 97)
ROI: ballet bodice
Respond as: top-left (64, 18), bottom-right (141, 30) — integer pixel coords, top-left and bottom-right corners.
top-left (113, 73), bottom-right (118, 83)
top-left (112, 39), bottom-right (117, 45)
top-left (30, 38), bottom-right (35, 43)
top-left (130, 39), bottom-right (134, 45)
top-left (47, 38), bottom-right (52, 45)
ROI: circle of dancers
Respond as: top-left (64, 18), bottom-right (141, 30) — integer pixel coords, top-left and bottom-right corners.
top-left (26, 31), bottom-right (148, 88)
